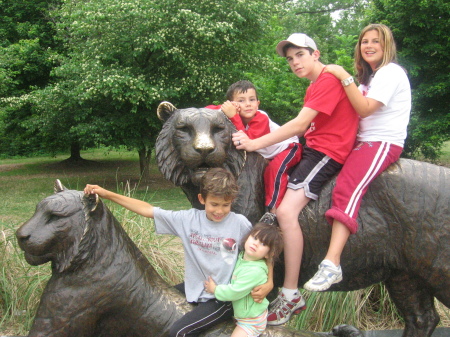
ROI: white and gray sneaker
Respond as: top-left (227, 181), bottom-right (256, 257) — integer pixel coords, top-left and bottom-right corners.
top-left (267, 291), bottom-right (306, 325)
top-left (304, 260), bottom-right (343, 291)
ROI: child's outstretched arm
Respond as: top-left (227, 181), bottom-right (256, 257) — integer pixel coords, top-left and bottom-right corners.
top-left (84, 184), bottom-right (154, 218)
top-left (251, 259), bottom-right (274, 303)
top-left (233, 107), bottom-right (315, 152)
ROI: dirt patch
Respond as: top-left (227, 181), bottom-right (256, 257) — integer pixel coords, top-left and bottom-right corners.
top-left (0, 164), bottom-right (22, 173)
top-left (43, 158), bottom-right (138, 173)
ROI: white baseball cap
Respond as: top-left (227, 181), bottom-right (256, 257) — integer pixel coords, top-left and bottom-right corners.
top-left (276, 33), bottom-right (318, 57)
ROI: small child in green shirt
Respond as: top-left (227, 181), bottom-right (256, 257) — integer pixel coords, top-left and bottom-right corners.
top-left (204, 223), bottom-right (283, 337)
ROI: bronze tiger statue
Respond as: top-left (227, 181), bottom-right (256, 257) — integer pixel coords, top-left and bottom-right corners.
top-left (155, 102), bottom-right (450, 337)
top-left (16, 180), bottom-right (360, 337)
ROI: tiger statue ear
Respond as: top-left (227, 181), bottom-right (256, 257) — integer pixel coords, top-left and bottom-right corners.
top-left (157, 101), bottom-right (177, 122)
top-left (54, 179), bottom-right (67, 193)
top-left (83, 193), bottom-right (99, 212)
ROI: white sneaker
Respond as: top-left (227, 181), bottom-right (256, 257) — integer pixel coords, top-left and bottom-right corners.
top-left (267, 291), bottom-right (306, 325)
top-left (304, 260), bottom-right (343, 291)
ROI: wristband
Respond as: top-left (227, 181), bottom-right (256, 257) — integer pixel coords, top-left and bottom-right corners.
top-left (341, 76), bottom-right (354, 87)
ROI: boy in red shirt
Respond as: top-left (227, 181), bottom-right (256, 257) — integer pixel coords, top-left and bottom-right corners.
top-left (232, 33), bottom-right (359, 325)
top-left (206, 80), bottom-right (301, 217)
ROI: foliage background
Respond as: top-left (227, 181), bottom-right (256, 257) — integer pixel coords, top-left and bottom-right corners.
top-left (0, 0), bottom-right (448, 165)
top-left (0, 0), bottom-right (449, 334)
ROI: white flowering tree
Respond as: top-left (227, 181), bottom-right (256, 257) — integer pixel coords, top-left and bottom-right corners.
top-left (24, 0), bottom-right (274, 177)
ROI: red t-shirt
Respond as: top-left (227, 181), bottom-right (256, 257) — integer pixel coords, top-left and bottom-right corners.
top-left (303, 72), bottom-right (359, 164)
top-left (204, 105), bottom-right (271, 139)
top-left (229, 111), bottom-right (270, 139)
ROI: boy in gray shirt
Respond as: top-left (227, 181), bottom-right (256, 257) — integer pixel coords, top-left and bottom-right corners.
top-left (85, 168), bottom-right (253, 336)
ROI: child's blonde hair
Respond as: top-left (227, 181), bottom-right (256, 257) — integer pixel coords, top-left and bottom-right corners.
top-left (355, 23), bottom-right (398, 85)
top-left (241, 222), bottom-right (284, 263)
top-left (200, 168), bottom-right (239, 201)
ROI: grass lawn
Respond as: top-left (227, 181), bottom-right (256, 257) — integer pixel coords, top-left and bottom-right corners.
top-left (439, 141), bottom-right (450, 167)
top-left (1, 146), bottom-right (449, 335)
top-left (0, 148), bottom-right (190, 226)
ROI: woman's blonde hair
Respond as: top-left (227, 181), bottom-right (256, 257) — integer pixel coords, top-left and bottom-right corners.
top-left (355, 23), bottom-right (398, 85)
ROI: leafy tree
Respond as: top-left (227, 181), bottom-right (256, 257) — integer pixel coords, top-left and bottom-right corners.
top-left (245, 0), bottom-right (365, 126)
top-left (368, 0), bottom-right (450, 160)
top-left (0, 0), bottom-right (61, 157)
top-left (13, 0), bottom-right (276, 177)
top-left (5, 0), bottom-right (447, 165)
top-left (0, 0), bottom-right (61, 95)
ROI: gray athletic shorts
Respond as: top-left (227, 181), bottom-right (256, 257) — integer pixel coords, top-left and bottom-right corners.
top-left (288, 146), bottom-right (342, 200)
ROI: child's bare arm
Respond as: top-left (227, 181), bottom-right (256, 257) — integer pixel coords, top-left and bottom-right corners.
top-left (323, 64), bottom-right (349, 80)
top-left (233, 107), bottom-right (315, 152)
top-left (84, 184), bottom-right (154, 218)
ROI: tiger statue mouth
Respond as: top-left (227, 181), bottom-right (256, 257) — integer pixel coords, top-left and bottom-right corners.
top-left (23, 252), bottom-right (53, 266)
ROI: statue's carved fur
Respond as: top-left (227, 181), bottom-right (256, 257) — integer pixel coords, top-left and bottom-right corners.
top-left (156, 102), bottom-right (266, 224)
top-left (155, 103), bottom-right (450, 337)
top-left (16, 180), bottom-right (193, 337)
top-left (16, 180), bottom-right (359, 337)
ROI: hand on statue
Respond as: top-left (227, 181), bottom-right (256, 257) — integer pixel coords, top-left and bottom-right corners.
top-left (232, 130), bottom-right (256, 152)
top-left (204, 276), bottom-right (217, 294)
top-left (84, 184), bottom-right (108, 198)
top-left (221, 100), bottom-right (240, 118)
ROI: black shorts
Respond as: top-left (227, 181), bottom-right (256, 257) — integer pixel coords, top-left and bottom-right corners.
top-left (288, 146), bottom-right (342, 200)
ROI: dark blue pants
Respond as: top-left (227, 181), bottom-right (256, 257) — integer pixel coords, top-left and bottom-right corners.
top-left (169, 283), bottom-right (233, 337)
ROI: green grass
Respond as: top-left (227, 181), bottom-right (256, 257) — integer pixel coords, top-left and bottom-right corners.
top-left (291, 284), bottom-right (404, 332)
top-left (0, 148), bottom-right (190, 224)
top-left (1, 147), bottom-right (449, 335)
top-left (440, 141), bottom-right (450, 167)
top-left (416, 140), bottom-right (450, 168)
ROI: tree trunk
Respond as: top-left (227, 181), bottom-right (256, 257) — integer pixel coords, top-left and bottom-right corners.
top-left (69, 141), bottom-right (83, 161)
top-left (138, 147), bottom-right (151, 182)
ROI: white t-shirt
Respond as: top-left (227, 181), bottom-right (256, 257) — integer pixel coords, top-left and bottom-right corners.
top-left (357, 63), bottom-right (411, 147)
top-left (255, 110), bottom-right (299, 159)
top-left (153, 207), bottom-right (252, 303)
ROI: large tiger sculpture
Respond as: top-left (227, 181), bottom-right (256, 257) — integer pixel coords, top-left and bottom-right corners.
top-left (155, 102), bottom-right (450, 337)
top-left (16, 180), bottom-right (360, 337)
top-left (155, 101), bottom-right (266, 224)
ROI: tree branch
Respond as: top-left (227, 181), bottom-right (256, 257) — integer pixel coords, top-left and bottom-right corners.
top-left (295, 4), bottom-right (356, 15)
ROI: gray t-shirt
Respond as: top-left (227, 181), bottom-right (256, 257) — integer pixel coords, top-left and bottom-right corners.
top-left (154, 207), bottom-right (252, 302)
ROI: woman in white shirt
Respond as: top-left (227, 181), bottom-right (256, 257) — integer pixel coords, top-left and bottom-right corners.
top-left (304, 23), bottom-right (412, 291)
